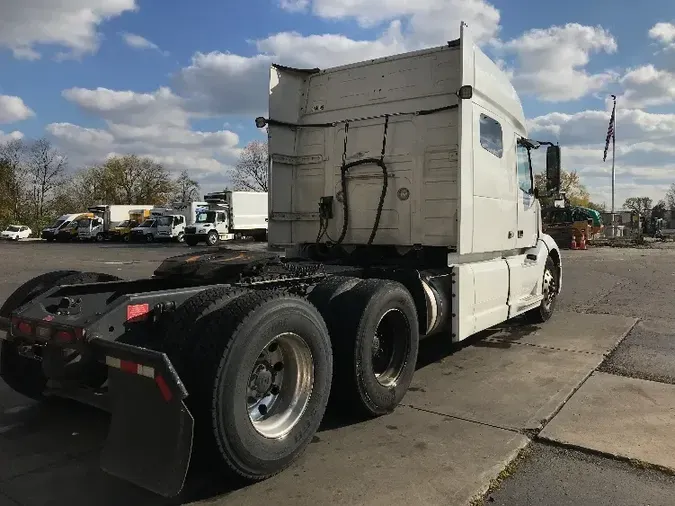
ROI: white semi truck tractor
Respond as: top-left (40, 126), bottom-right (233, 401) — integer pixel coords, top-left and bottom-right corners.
top-left (0, 23), bottom-right (561, 498)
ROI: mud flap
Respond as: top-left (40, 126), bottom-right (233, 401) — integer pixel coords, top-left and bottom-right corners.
top-left (93, 339), bottom-right (194, 498)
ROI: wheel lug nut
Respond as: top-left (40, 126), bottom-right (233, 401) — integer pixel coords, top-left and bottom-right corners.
top-left (270, 385), bottom-right (280, 395)
top-left (258, 404), bottom-right (268, 416)
top-left (268, 342), bottom-right (278, 353)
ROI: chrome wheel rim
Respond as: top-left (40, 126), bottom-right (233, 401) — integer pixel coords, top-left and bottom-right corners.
top-left (246, 332), bottom-right (314, 439)
top-left (542, 266), bottom-right (557, 309)
top-left (372, 308), bottom-right (410, 387)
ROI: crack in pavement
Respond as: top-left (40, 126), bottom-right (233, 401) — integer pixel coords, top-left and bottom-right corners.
top-left (402, 404), bottom-right (523, 435)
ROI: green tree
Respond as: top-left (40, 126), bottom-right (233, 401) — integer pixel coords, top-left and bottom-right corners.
top-left (535, 169), bottom-right (590, 206)
top-left (65, 155), bottom-right (178, 206)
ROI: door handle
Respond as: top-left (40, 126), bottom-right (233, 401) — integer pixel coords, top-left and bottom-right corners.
top-left (518, 230), bottom-right (524, 238)
top-left (508, 231), bottom-right (514, 239)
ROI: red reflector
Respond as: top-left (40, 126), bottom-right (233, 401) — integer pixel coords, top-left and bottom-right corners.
top-left (155, 374), bottom-right (173, 402)
top-left (120, 360), bottom-right (138, 374)
top-left (54, 330), bottom-right (74, 343)
top-left (127, 303), bottom-right (150, 321)
top-left (17, 321), bottom-right (32, 335)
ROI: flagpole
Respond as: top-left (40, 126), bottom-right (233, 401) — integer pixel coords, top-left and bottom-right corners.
top-left (611, 94), bottom-right (616, 216)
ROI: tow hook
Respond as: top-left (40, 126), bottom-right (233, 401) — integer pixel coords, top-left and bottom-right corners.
top-left (17, 344), bottom-right (42, 361)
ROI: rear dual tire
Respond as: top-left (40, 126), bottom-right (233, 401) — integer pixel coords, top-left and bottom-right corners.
top-left (171, 290), bottom-right (332, 481)
top-left (309, 277), bottom-right (420, 417)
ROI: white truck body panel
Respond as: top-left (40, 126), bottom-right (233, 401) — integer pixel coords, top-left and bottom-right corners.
top-left (266, 23), bottom-right (561, 343)
top-left (226, 192), bottom-right (268, 231)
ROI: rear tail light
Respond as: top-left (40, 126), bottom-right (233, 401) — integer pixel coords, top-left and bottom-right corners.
top-left (17, 321), bottom-right (32, 335)
top-left (11, 317), bottom-right (85, 342)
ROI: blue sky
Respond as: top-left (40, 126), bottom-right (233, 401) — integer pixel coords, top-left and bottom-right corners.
top-left (1, 0), bottom-right (675, 207)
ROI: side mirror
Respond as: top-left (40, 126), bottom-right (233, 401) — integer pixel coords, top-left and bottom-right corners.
top-left (546, 145), bottom-right (561, 192)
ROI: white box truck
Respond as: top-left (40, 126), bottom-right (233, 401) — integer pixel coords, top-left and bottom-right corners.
top-left (183, 191), bottom-right (267, 246)
top-left (78, 205), bottom-right (155, 242)
top-left (154, 201), bottom-right (209, 242)
top-left (0, 23), bottom-right (562, 498)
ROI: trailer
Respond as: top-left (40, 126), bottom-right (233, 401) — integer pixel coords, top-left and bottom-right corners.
top-left (183, 191), bottom-right (267, 246)
top-left (0, 23), bottom-right (562, 499)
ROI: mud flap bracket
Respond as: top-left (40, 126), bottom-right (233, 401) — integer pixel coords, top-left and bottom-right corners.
top-left (93, 339), bottom-right (194, 498)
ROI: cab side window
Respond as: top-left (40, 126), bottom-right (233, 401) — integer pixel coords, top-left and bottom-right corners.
top-left (479, 114), bottom-right (503, 158)
top-left (516, 143), bottom-right (533, 194)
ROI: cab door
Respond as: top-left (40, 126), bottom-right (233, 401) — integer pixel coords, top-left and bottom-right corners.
top-left (515, 140), bottom-right (538, 249)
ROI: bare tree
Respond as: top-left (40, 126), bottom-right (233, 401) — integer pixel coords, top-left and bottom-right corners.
top-left (27, 138), bottom-right (67, 221)
top-left (231, 140), bottom-right (268, 192)
top-left (172, 169), bottom-right (201, 202)
top-left (623, 197), bottom-right (653, 217)
top-left (666, 184), bottom-right (675, 211)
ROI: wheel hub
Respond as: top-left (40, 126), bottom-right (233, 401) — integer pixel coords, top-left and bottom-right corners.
top-left (246, 333), bottom-right (314, 439)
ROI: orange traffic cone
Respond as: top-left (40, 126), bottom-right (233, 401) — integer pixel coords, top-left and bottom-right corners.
top-left (579, 230), bottom-right (587, 250)
top-left (570, 232), bottom-right (578, 250)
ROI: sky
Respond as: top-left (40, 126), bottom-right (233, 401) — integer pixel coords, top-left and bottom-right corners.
top-left (1, 0), bottom-right (675, 208)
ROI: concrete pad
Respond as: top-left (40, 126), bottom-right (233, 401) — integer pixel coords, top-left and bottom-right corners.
top-left (483, 312), bottom-right (637, 355)
top-left (194, 408), bottom-right (528, 506)
top-left (0, 493), bottom-right (19, 506)
top-left (600, 318), bottom-right (675, 384)
top-left (0, 454), bottom-right (167, 506)
top-left (0, 401), bottom-right (108, 481)
top-left (540, 372), bottom-right (675, 471)
top-left (407, 337), bottom-right (602, 431)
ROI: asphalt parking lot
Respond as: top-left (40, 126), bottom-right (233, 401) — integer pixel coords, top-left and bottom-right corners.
top-left (0, 240), bottom-right (674, 506)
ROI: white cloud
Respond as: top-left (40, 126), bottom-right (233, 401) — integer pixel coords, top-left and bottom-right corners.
top-left (0, 130), bottom-right (24, 143)
top-left (649, 22), bottom-right (675, 50)
top-left (0, 95), bottom-right (35, 124)
top-left (278, 0), bottom-right (310, 13)
top-left (48, 85), bottom-right (242, 189)
top-left (616, 65), bottom-right (675, 109)
top-left (528, 108), bottom-right (675, 205)
top-left (176, 0), bottom-right (500, 117)
top-left (62, 86), bottom-right (189, 127)
top-left (0, 0), bottom-right (138, 60)
top-left (120, 32), bottom-right (168, 56)
top-left (292, 0), bottom-right (500, 45)
top-left (494, 23), bottom-right (618, 102)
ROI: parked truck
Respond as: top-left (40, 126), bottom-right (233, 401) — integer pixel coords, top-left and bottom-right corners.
top-left (183, 191), bottom-right (268, 246)
top-left (78, 205), bottom-right (154, 242)
top-left (155, 202), bottom-right (209, 242)
top-left (0, 24), bottom-right (562, 499)
top-left (108, 209), bottom-right (152, 242)
top-left (41, 213), bottom-right (92, 242)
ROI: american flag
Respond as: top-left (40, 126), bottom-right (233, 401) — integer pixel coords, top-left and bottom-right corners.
top-left (603, 95), bottom-right (616, 162)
